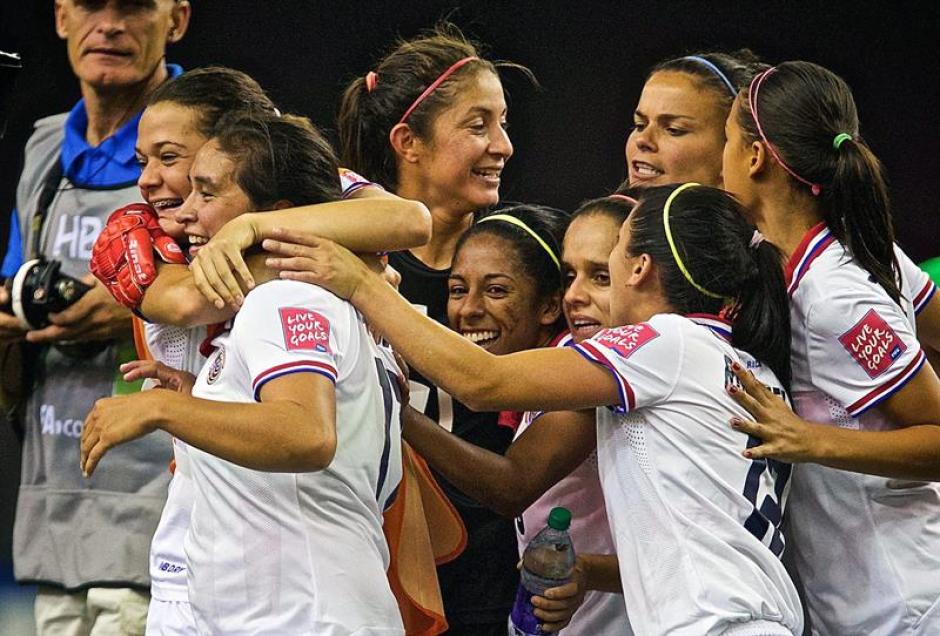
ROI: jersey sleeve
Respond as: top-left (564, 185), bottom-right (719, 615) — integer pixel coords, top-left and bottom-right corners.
top-left (338, 167), bottom-right (379, 199)
top-left (806, 287), bottom-right (926, 417)
top-left (231, 281), bottom-right (350, 401)
top-left (571, 318), bottom-right (681, 413)
top-left (895, 244), bottom-right (936, 315)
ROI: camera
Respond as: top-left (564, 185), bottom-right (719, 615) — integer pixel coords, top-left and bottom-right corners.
top-left (3, 258), bottom-right (92, 330)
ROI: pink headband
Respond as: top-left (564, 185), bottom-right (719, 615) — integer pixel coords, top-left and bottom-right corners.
top-left (748, 68), bottom-right (822, 196)
top-left (365, 71), bottom-right (378, 93)
top-left (608, 193), bottom-right (638, 205)
top-left (397, 56), bottom-right (479, 125)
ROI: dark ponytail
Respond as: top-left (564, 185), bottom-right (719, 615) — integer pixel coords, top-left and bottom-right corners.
top-left (829, 139), bottom-right (899, 303)
top-left (629, 185), bottom-right (792, 388)
top-left (735, 239), bottom-right (792, 390)
top-left (737, 60), bottom-right (901, 304)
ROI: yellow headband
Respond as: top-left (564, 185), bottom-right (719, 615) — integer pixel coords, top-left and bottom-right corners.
top-left (477, 214), bottom-right (561, 271)
top-left (662, 183), bottom-right (724, 299)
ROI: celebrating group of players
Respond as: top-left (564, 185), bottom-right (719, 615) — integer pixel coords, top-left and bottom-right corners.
top-left (3, 1), bottom-right (940, 636)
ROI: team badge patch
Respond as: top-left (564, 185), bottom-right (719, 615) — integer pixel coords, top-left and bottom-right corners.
top-left (206, 347), bottom-right (225, 384)
top-left (838, 309), bottom-right (906, 378)
top-left (279, 307), bottom-right (332, 353)
top-left (594, 323), bottom-right (659, 359)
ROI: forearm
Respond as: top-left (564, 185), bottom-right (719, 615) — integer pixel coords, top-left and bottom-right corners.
top-left (403, 406), bottom-right (526, 517)
top-left (141, 264), bottom-right (234, 326)
top-left (579, 554), bottom-right (622, 593)
top-left (351, 275), bottom-right (607, 412)
top-left (153, 391), bottom-right (333, 472)
top-left (807, 423), bottom-right (940, 480)
top-left (251, 198), bottom-right (431, 252)
top-left (353, 275), bottom-right (513, 409)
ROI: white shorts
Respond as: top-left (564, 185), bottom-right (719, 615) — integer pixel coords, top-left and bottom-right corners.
top-left (145, 599), bottom-right (197, 636)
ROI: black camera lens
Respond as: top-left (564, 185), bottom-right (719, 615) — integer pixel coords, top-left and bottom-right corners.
top-left (7, 258), bottom-right (93, 330)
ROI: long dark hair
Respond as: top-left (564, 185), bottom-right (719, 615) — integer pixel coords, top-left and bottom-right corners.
top-left (737, 61), bottom-right (901, 304)
top-left (212, 112), bottom-right (341, 209)
top-left (629, 185), bottom-right (792, 388)
top-left (337, 23), bottom-right (531, 191)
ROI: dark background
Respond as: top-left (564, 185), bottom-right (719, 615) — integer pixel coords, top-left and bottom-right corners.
top-left (1, 0), bottom-right (938, 586)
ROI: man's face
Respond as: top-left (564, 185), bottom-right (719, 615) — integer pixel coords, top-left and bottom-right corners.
top-left (54, 0), bottom-right (190, 92)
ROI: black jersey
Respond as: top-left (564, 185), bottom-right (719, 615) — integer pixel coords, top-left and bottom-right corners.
top-left (388, 249), bottom-right (519, 629)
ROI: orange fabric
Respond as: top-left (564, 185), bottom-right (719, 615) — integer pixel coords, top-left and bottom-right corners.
top-left (131, 316), bottom-right (153, 362)
top-left (384, 443), bottom-right (467, 636)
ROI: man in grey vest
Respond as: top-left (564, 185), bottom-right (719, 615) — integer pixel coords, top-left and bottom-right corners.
top-left (0, 1), bottom-right (191, 633)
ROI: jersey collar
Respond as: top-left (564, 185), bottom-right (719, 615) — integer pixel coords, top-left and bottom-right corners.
top-left (61, 63), bottom-right (183, 188)
top-left (785, 222), bottom-right (835, 295)
top-left (686, 313), bottom-right (733, 342)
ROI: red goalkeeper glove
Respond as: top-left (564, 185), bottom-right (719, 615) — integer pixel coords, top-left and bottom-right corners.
top-left (90, 203), bottom-right (187, 310)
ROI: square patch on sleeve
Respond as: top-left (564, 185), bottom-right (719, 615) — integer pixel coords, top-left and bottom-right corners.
top-left (594, 323), bottom-right (659, 359)
top-left (838, 308), bottom-right (906, 378)
top-left (279, 307), bottom-right (332, 354)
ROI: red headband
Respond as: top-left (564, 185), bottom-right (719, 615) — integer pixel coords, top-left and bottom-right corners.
top-left (397, 56), bottom-right (479, 125)
top-left (365, 71), bottom-right (378, 93)
top-left (608, 193), bottom-right (638, 205)
top-left (748, 68), bottom-right (822, 196)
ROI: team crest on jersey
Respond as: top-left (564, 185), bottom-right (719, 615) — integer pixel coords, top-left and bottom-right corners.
top-left (838, 308), bottom-right (906, 378)
top-left (206, 347), bottom-right (225, 384)
top-left (595, 323), bottom-right (659, 359)
top-left (279, 307), bottom-right (332, 353)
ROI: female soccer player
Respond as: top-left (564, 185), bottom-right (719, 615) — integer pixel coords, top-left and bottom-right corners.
top-left (336, 25), bottom-right (527, 632)
top-left (261, 183), bottom-right (804, 635)
top-left (400, 195), bottom-right (637, 634)
top-left (721, 60), bottom-right (940, 634)
top-left (84, 112), bottom-right (409, 635)
top-left (625, 50), bottom-right (764, 188)
top-left (89, 66), bottom-right (430, 634)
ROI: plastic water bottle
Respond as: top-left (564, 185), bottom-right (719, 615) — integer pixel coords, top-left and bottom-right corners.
top-left (508, 507), bottom-right (575, 635)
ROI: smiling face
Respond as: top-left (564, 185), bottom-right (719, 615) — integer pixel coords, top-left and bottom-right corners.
top-left (446, 233), bottom-right (555, 356)
top-left (412, 70), bottom-right (513, 214)
top-left (625, 70), bottom-right (728, 187)
top-left (174, 139), bottom-right (253, 257)
top-left (562, 212), bottom-right (621, 343)
top-left (54, 0), bottom-right (186, 93)
top-left (136, 101), bottom-right (207, 240)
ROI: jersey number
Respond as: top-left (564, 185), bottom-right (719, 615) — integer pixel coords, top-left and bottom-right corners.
top-left (374, 358), bottom-right (401, 511)
top-left (726, 356), bottom-right (791, 557)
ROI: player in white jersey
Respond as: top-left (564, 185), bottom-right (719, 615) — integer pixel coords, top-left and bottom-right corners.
top-left (260, 183), bottom-right (805, 635)
top-left (89, 67), bottom-right (428, 635)
top-left (396, 196), bottom-right (639, 634)
top-left (721, 61), bottom-right (940, 634)
top-left (84, 112), bottom-right (412, 634)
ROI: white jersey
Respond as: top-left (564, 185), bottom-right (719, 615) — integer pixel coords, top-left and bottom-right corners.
top-left (185, 279), bottom-right (404, 635)
top-left (573, 313), bottom-right (803, 636)
top-left (785, 223), bottom-right (940, 635)
top-left (143, 322), bottom-right (208, 604)
top-left (145, 168), bottom-right (375, 610)
top-left (516, 333), bottom-right (631, 636)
